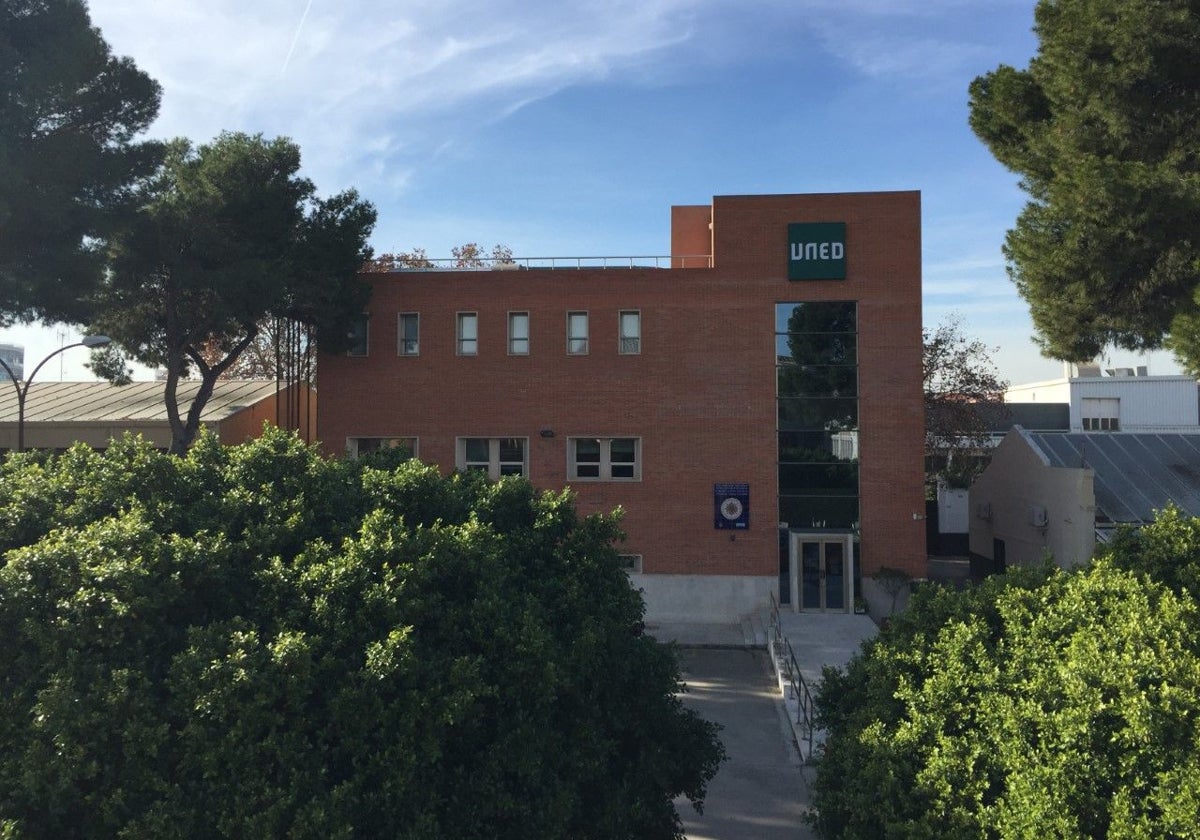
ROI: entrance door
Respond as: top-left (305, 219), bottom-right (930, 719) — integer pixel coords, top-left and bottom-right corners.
top-left (797, 537), bottom-right (848, 612)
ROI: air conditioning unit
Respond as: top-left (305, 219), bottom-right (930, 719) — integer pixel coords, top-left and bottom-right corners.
top-left (976, 502), bottom-right (992, 521)
top-left (1030, 505), bottom-right (1048, 527)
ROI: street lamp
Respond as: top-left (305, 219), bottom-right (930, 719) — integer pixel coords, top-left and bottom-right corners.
top-left (0, 335), bottom-right (112, 452)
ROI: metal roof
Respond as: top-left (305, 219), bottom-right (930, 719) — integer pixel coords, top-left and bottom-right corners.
top-left (1027, 432), bottom-right (1200, 524)
top-left (0, 380), bottom-right (283, 424)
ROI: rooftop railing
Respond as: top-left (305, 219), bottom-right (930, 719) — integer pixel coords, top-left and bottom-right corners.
top-left (370, 255), bottom-right (714, 272)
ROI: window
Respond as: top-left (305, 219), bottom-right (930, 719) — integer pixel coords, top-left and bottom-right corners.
top-left (1082, 397), bottom-right (1120, 431)
top-left (618, 554), bottom-right (643, 574)
top-left (619, 310), bottom-right (640, 354)
top-left (457, 312), bottom-right (478, 355)
top-left (569, 437), bottom-right (641, 481)
top-left (346, 437), bottom-right (416, 458)
top-left (347, 314), bottom-right (369, 356)
top-left (509, 312), bottom-right (530, 355)
top-left (398, 313), bottom-right (419, 356)
top-left (457, 437), bottom-right (527, 478)
top-left (776, 302), bottom-right (859, 529)
top-left (567, 311), bottom-right (588, 354)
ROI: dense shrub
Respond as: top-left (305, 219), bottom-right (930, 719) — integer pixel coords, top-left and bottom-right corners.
top-left (811, 555), bottom-right (1200, 838)
top-left (0, 430), bottom-right (722, 839)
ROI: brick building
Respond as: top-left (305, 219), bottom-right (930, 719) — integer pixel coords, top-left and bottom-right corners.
top-left (318, 191), bottom-right (926, 622)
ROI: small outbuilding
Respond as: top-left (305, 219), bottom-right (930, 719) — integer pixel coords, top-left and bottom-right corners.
top-left (970, 427), bottom-right (1200, 573)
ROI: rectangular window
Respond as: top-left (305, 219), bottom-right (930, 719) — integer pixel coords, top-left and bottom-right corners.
top-left (457, 437), bottom-right (528, 479)
top-left (567, 311), bottom-right (588, 355)
top-left (509, 312), bottom-right (530, 355)
top-left (347, 314), bottom-right (369, 356)
top-left (1081, 397), bottom-right (1120, 431)
top-left (619, 310), bottom-right (640, 354)
top-left (618, 554), bottom-right (643, 574)
top-left (346, 437), bottom-right (416, 458)
top-left (568, 437), bottom-right (641, 481)
top-left (457, 312), bottom-right (478, 356)
top-left (398, 313), bottom-right (419, 356)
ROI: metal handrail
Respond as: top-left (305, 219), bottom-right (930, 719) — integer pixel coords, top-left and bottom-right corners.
top-left (768, 592), bottom-right (817, 760)
top-left (378, 254), bottom-right (715, 271)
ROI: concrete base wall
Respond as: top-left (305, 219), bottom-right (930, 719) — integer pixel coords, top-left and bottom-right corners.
top-left (632, 574), bottom-right (776, 623)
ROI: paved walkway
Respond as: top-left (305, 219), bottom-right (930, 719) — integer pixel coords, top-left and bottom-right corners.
top-left (674, 648), bottom-right (817, 840)
top-left (654, 612), bottom-right (878, 838)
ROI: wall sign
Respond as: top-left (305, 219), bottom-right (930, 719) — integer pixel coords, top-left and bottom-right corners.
top-left (714, 483), bottom-right (750, 530)
top-left (788, 222), bottom-right (846, 280)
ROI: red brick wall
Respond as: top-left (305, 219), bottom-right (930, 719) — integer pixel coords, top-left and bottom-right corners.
top-left (318, 192), bottom-right (926, 579)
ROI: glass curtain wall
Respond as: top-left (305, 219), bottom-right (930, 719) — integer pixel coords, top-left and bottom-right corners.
top-left (775, 302), bottom-right (859, 529)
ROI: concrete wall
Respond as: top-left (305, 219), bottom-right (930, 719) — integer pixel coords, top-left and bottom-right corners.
top-left (969, 429), bottom-right (1096, 569)
top-left (632, 574), bottom-right (776, 623)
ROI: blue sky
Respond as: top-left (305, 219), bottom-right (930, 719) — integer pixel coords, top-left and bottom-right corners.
top-left (3, 0), bottom-right (1184, 382)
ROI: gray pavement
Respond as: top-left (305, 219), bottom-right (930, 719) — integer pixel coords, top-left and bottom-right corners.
top-left (674, 648), bottom-right (817, 840)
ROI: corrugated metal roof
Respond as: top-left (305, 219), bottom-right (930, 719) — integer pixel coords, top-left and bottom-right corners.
top-left (0, 380), bottom-right (282, 424)
top-left (1028, 432), bottom-right (1200, 523)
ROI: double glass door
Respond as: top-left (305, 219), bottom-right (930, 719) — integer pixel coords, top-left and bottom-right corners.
top-left (797, 537), bottom-right (848, 612)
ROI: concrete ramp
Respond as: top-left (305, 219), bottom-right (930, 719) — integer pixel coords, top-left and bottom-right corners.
top-left (768, 611), bottom-right (877, 762)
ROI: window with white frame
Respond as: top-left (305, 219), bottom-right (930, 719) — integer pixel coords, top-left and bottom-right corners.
top-left (347, 314), bottom-right (369, 356)
top-left (509, 312), bottom-right (529, 355)
top-left (567, 311), bottom-right (588, 355)
top-left (457, 312), bottom-right (478, 355)
top-left (568, 437), bottom-right (640, 481)
top-left (619, 310), bottom-right (640, 354)
top-left (397, 312), bottom-right (419, 356)
top-left (1081, 397), bottom-right (1120, 431)
top-left (346, 437), bottom-right (416, 458)
top-left (618, 554), bottom-right (643, 574)
top-left (457, 437), bottom-right (528, 478)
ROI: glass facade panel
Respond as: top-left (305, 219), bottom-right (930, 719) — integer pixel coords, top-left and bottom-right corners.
top-left (779, 496), bottom-right (859, 529)
top-left (774, 334), bottom-right (857, 365)
top-left (775, 301), bottom-right (856, 334)
top-left (777, 398), bottom-right (858, 431)
top-left (776, 301), bottom-right (859, 538)
top-left (779, 462), bottom-right (858, 495)
top-left (777, 364), bottom-right (857, 398)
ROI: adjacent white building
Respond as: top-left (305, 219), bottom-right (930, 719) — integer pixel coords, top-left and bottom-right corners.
top-left (1005, 362), bottom-right (1199, 433)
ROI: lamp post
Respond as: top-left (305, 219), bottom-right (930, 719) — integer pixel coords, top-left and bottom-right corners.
top-left (0, 335), bottom-right (112, 453)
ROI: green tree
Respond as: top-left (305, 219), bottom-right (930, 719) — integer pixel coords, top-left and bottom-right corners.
top-left (810, 559), bottom-right (1200, 838)
top-left (0, 0), bottom-right (162, 323)
top-left (968, 0), bottom-right (1200, 370)
top-left (91, 132), bottom-right (376, 453)
top-left (0, 430), bottom-right (723, 838)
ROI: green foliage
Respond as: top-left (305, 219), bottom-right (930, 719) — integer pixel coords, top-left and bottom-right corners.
top-left (94, 132), bottom-right (376, 453)
top-left (0, 429), bottom-right (722, 838)
top-left (968, 0), bottom-right (1200, 369)
top-left (811, 562), bottom-right (1200, 838)
top-left (0, 0), bottom-right (162, 323)
top-left (1102, 502), bottom-right (1200, 599)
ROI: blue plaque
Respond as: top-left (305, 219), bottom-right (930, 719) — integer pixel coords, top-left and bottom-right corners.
top-left (714, 483), bottom-right (750, 530)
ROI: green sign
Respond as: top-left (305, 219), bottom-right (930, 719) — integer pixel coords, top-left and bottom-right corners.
top-left (788, 222), bottom-right (846, 280)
